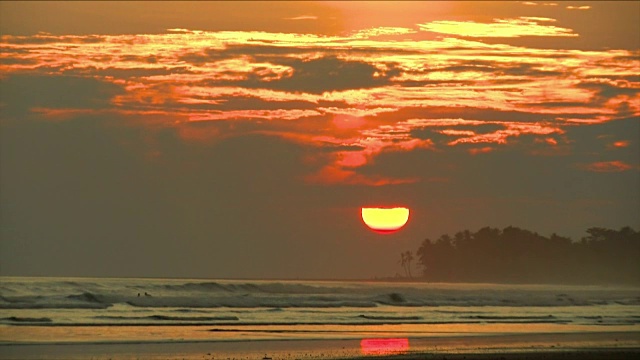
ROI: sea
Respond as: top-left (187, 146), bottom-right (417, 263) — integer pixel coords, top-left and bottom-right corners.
top-left (1, 277), bottom-right (639, 359)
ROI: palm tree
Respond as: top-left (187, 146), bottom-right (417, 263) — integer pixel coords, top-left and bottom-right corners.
top-left (398, 251), bottom-right (414, 278)
top-left (405, 251), bottom-right (414, 278)
top-left (398, 252), bottom-right (407, 277)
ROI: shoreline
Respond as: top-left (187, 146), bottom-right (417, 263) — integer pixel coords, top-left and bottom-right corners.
top-left (2, 275), bottom-right (638, 287)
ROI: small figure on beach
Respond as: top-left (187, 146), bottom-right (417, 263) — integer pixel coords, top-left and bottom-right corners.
top-left (144, 292), bottom-right (151, 297)
top-left (137, 293), bottom-right (140, 297)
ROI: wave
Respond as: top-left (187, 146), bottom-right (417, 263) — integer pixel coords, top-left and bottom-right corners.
top-left (357, 315), bottom-right (422, 321)
top-left (94, 315), bottom-right (239, 321)
top-left (0, 292), bottom-right (625, 310)
top-left (463, 315), bottom-right (556, 320)
top-left (462, 315), bottom-right (568, 324)
top-left (125, 298), bottom-right (378, 309)
top-left (0, 292), bottom-right (111, 310)
top-left (158, 282), bottom-right (340, 295)
top-left (1, 316), bottom-right (52, 323)
top-left (1, 278), bottom-right (638, 311)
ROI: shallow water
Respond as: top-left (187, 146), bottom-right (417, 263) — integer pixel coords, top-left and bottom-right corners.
top-left (1, 276), bottom-right (639, 354)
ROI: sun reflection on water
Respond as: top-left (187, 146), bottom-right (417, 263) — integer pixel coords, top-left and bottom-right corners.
top-left (360, 338), bottom-right (409, 355)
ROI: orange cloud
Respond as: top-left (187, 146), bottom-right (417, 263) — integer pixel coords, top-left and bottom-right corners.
top-left (581, 161), bottom-right (636, 172)
top-left (337, 151), bottom-right (368, 168)
top-left (523, 2), bottom-right (558, 6)
top-left (30, 107), bottom-right (104, 121)
top-left (1, 21), bottom-right (637, 186)
top-left (611, 140), bottom-right (630, 148)
top-left (331, 114), bottom-right (366, 130)
top-left (187, 109), bottom-right (322, 122)
top-left (306, 165), bottom-right (418, 186)
top-left (468, 146), bottom-right (495, 155)
top-left (284, 15), bottom-right (318, 21)
top-left (438, 129), bottom-right (476, 137)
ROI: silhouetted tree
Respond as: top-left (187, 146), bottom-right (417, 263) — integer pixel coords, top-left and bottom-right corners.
top-left (405, 251), bottom-right (414, 278)
top-left (398, 251), bottom-right (415, 278)
top-left (414, 226), bottom-right (640, 285)
top-left (417, 239), bottom-right (433, 278)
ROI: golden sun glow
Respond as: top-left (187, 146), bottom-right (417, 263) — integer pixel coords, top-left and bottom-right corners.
top-left (361, 207), bottom-right (410, 233)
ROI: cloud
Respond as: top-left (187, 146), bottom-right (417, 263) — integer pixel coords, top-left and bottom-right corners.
top-left (610, 140), bottom-right (630, 148)
top-left (233, 56), bottom-right (401, 94)
top-left (0, 74), bottom-right (124, 118)
top-left (351, 27), bottom-right (417, 39)
top-left (284, 15), bottom-right (318, 21)
top-left (418, 17), bottom-right (578, 38)
top-left (522, 2), bottom-right (558, 6)
top-left (187, 109), bottom-right (322, 122)
top-left (468, 146), bottom-right (495, 155)
top-left (1, 26), bottom-right (637, 185)
top-left (446, 122), bottom-right (563, 145)
top-left (580, 161), bottom-right (636, 172)
top-left (305, 164), bottom-right (418, 186)
top-left (566, 5), bottom-right (591, 10)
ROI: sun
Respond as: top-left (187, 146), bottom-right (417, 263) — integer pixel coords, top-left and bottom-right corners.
top-left (361, 207), bottom-right (410, 234)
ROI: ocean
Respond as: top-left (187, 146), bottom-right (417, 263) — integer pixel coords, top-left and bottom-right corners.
top-left (1, 277), bottom-right (639, 359)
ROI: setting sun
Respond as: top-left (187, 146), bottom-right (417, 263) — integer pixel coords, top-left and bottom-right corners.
top-left (361, 207), bottom-right (409, 233)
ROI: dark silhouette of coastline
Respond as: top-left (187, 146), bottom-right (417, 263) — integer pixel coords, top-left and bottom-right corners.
top-left (408, 226), bottom-right (639, 285)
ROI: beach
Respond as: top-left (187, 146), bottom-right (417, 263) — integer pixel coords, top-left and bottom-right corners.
top-left (1, 277), bottom-right (639, 359)
top-left (2, 329), bottom-right (639, 359)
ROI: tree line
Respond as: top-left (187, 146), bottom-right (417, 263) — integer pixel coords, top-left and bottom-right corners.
top-left (402, 226), bottom-right (639, 284)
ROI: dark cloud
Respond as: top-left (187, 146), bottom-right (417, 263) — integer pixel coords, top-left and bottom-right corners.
top-left (178, 44), bottom-right (423, 65)
top-left (577, 81), bottom-right (640, 103)
top-left (0, 34), bottom-right (105, 44)
top-left (0, 57), bottom-right (38, 65)
top-left (188, 96), bottom-right (319, 112)
top-left (116, 55), bottom-right (161, 64)
top-left (377, 106), bottom-right (551, 124)
top-left (436, 60), bottom-right (565, 77)
top-left (1, 74), bottom-right (124, 117)
top-left (197, 56), bottom-right (402, 94)
top-left (520, 101), bottom-right (590, 108)
top-left (612, 55), bottom-right (640, 62)
top-left (0, 47), bottom-right (31, 54)
top-left (61, 66), bottom-right (193, 79)
top-left (392, 80), bottom-right (474, 87)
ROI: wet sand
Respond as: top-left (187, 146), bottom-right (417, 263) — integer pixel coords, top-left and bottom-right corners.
top-left (1, 331), bottom-right (639, 360)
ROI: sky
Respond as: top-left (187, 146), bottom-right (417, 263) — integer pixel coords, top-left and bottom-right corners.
top-left (1, 1), bottom-right (638, 279)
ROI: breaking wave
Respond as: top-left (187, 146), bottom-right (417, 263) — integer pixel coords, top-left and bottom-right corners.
top-left (2, 277), bottom-right (638, 328)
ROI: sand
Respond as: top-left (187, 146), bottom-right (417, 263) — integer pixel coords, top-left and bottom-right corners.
top-left (1, 331), bottom-right (639, 360)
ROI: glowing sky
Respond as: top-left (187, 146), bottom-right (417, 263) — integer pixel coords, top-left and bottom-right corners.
top-left (1, 1), bottom-right (638, 279)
